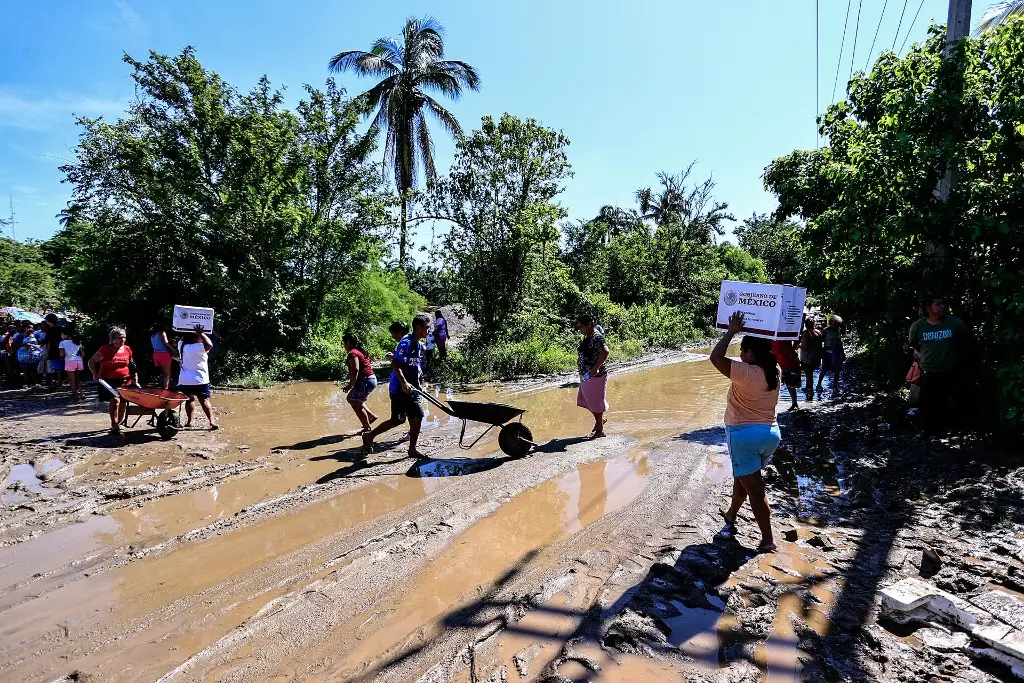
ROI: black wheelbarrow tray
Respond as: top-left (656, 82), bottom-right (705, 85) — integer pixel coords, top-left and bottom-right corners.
top-left (97, 378), bottom-right (187, 440)
top-left (411, 388), bottom-right (536, 457)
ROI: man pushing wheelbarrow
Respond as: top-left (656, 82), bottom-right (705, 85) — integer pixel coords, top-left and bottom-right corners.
top-left (362, 314), bottom-right (536, 459)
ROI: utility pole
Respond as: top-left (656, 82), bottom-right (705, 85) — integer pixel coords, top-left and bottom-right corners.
top-left (925, 0), bottom-right (972, 294)
top-left (936, 0), bottom-right (972, 203)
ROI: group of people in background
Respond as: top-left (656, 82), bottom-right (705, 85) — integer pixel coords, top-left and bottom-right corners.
top-left (0, 314), bottom-right (86, 400)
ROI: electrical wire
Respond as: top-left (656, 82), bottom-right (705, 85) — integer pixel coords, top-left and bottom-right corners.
top-left (832, 0), bottom-right (854, 102)
top-left (900, 0), bottom-right (927, 53)
top-left (865, 0), bottom-right (890, 70)
top-left (848, 0), bottom-right (864, 82)
top-left (892, 0), bottom-right (910, 50)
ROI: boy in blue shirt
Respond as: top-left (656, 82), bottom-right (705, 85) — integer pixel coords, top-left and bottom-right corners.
top-left (362, 314), bottom-right (431, 457)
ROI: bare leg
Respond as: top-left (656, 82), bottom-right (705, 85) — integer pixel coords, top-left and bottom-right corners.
top-left (738, 471), bottom-right (775, 551)
top-left (161, 365), bottom-right (171, 390)
top-left (364, 417), bottom-right (402, 449)
top-left (787, 386), bottom-right (799, 410)
top-left (591, 411), bottom-right (606, 437)
top-left (348, 397), bottom-right (371, 431)
top-left (408, 414), bottom-right (424, 456)
top-left (108, 398), bottom-right (121, 431)
top-left (199, 397), bottom-right (216, 427)
top-left (724, 479), bottom-right (747, 524)
top-left (116, 397), bottom-right (128, 425)
top-left (185, 397), bottom-right (195, 427)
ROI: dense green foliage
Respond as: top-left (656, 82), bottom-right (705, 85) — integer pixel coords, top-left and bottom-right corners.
top-left (25, 43), bottom-right (779, 385)
top-left (0, 236), bottom-right (58, 310)
top-left (51, 48), bottom-right (422, 382)
top-left (764, 22), bottom-right (1024, 427)
top-left (734, 213), bottom-right (807, 286)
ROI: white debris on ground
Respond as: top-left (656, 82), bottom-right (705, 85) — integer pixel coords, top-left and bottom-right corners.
top-left (882, 577), bottom-right (1024, 678)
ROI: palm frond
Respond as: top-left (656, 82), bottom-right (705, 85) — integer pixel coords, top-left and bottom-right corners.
top-left (371, 37), bottom-right (405, 67)
top-left (423, 96), bottom-right (464, 138)
top-left (415, 112), bottom-right (437, 187)
top-left (360, 75), bottom-right (400, 115)
top-left (974, 1), bottom-right (1024, 34)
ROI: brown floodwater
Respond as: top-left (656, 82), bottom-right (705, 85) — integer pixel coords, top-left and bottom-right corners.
top-left (7, 349), bottom-right (835, 681)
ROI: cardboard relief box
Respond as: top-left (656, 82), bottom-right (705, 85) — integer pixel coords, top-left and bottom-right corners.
top-left (172, 305), bottom-right (215, 333)
top-left (715, 281), bottom-right (807, 340)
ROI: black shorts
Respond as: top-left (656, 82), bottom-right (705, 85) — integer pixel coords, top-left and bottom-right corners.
top-left (390, 391), bottom-right (425, 423)
top-left (781, 370), bottom-right (802, 388)
top-left (97, 377), bottom-right (130, 402)
top-left (178, 383), bottom-right (212, 399)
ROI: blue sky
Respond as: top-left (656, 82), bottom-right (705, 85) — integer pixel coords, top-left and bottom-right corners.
top-left (1, 0), bottom-right (956, 248)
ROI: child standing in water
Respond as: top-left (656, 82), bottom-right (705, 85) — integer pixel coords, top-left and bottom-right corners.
top-left (342, 332), bottom-right (378, 432)
top-left (59, 328), bottom-right (85, 402)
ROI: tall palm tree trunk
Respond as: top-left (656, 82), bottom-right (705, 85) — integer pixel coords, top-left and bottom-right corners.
top-left (400, 194), bottom-right (408, 267)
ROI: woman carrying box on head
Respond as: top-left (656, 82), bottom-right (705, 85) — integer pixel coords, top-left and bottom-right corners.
top-left (710, 311), bottom-right (782, 554)
top-left (174, 324), bottom-right (218, 430)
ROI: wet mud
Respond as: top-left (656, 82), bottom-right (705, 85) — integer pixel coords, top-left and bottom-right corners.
top-left (1, 352), bottom-right (1018, 681)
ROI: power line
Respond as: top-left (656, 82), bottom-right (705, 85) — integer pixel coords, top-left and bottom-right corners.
top-left (832, 0), bottom-right (854, 102)
top-left (892, 0), bottom-right (911, 50)
top-left (848, 0), bottom-right (864, 83)
top-left (900, 0), bottom-right (927, 53)
top-left (865, 0), bottom-right (890, 70)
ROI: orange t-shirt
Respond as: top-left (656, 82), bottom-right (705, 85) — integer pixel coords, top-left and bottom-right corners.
top-left (725, 361), bottom-right (779, 426)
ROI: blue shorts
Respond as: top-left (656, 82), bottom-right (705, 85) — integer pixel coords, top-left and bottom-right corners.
top-left (726, 424), bottom-right (782, 477)
top-left (349, 375), bottom-right (377, 402)
top-left (178, 383), bottom-right (212, 399)
top-left (48, 359), bottom-right (64, 372)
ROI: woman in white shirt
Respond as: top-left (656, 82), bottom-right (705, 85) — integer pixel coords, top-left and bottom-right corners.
top-left (174, 325), bottom-right (218, 430)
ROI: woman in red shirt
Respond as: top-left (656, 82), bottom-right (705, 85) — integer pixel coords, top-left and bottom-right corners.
top-left (87, 327), bottom-right (139, 434)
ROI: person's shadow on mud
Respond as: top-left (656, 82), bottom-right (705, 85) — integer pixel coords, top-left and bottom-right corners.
top-left (534, 436), bottom-right (591, 453)
top-left (275, 433), bottom-right (358, 451)
top-left (312, 439), bottom-right (411, 483)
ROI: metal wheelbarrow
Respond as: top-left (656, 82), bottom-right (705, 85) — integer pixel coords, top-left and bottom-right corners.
top-left (97, 379), bottom-right (188, 440)
top-left (412, 388), bottom-right (536, 458)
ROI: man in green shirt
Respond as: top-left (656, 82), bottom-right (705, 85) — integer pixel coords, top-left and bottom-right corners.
top-left (908, 295), bottom-right (970, 435)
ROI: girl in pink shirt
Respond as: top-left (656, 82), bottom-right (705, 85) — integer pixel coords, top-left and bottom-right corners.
top-left (710, 311), bottom-right (782, 553)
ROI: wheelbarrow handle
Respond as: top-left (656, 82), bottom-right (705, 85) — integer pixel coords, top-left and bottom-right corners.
top-left (96, 378), bottom-right (117, 395)
top-left (409, 387), bottom-right (456, 417)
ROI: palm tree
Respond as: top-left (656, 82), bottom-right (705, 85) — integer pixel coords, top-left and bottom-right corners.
top-left (635, 163), bottom-right (733, 244)
top-left (329, 16), bottom-right (481, 266)
top-left (55, 201), bottom-right (87, 228)
top-left (975, 1), bottom-right (1024, 34)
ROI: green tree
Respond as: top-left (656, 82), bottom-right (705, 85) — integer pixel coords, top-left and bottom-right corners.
top-left (430, 114), bottom-right (571, 335)
top-left (329, 16), bottom-right (481, 267)
top-left (59, 48), bottom-right (390, 354)
top-left (734, 212), bottom-right (807, 285)
top-left (0, 237), bottom-right (58, 309)
top-left (764, 23), bottom-right (1024, 426)
top-left (637, 163), bottom-right (733, 244)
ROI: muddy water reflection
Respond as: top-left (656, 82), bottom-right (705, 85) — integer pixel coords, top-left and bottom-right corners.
top-left (310, 452), bottom-right (650, 679)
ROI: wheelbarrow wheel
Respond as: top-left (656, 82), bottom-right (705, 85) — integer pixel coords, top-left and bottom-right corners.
top-left (498, 423), bottom-right (533, 458)
top-left (156, 409), bottom-right (180, 440)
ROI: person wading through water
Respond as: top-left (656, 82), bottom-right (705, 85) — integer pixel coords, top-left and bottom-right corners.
top-left (363, 315), bottom-right (429, 457)
top-left (710, 311), bottom-right (782, 554)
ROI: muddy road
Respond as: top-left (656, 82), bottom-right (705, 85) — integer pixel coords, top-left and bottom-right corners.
top-left (0, 351), bottom-right (733, 682)
top-left (3, 353), bottom-right (1017, 682)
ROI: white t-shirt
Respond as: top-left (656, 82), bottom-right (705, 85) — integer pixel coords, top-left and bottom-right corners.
top-left (177, 341), bottom-right (210, 385)
top-left (59, 339), bottom-right (83, 361)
